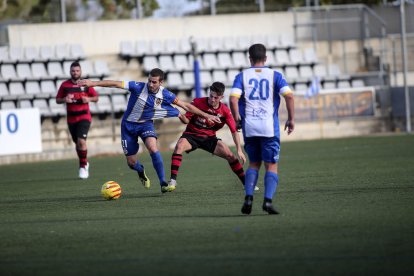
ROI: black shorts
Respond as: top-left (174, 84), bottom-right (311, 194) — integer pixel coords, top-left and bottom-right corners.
top-left (181, 133), bottom-right (220, 154)
top-left (68, 120), bottom-right (91, 143)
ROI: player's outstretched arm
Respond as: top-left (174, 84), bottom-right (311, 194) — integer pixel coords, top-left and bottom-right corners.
top-left (78, 79), bottom-right (124, 89)
top-left (231, 131), bottom-right (246, 165)
top-left (229, 96), bottom-right (241, 127)
top-left (175, 99), bottom-right (221, 123)
top-left (283, 93), bottom-right (295, 135)
top-left (178, 113), bottom-right (189, 124)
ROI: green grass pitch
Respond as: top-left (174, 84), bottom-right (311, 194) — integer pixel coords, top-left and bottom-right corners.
top-left (0, 135), bottom-right (413, 275)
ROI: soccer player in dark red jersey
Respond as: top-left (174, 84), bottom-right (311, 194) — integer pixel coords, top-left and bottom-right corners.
top-left (56, 61), bottom-right (99, 179)
top-left (165, 81), bottom-right (256, 192)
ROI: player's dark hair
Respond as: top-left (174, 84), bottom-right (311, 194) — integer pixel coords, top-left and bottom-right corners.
top-left (210, 81), bottom-right (225, 96)
top-left (149, 68), bottom-right (165, 81)
top-left (70, 61), bottom-right (81, 69)
top-left (249, 43), bottom-right (267, 64)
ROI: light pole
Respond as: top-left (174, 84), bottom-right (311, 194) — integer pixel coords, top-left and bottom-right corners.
top-left (400, 0), bottom-right (411, 132)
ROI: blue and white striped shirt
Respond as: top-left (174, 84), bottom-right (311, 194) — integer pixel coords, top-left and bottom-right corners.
top-left (122, 81), bottom-right (179, 123)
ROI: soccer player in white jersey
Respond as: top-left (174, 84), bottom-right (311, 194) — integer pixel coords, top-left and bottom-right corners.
top-left (79, 68), bottom-right (220, 193)
top-left (230, 44), bottom-right (295, 215)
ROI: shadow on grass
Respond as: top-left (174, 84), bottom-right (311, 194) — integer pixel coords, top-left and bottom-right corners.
top-left (0, 213), bottom-right (266, 225)
top-left (0, 193), bottom-right (163, 205)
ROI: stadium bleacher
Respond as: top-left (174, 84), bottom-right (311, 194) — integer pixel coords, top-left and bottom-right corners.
top-left (115, 33), bottom-right (370, 98)
top-left (0, 44), bottom-right (113, 120)
top-left (0, 34), bottom-right (369, 122)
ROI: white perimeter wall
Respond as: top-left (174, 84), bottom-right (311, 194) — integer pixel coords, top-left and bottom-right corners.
top-left (8, 12), bottom-right (294, 56)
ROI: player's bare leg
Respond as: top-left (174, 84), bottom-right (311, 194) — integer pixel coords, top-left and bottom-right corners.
top-left (213, 141), bottom-right (259, 191)
top-left (167, 138), bottom-right (193, 192)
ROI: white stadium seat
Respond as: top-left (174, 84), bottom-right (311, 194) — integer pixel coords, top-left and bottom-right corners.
top-left (40, 80), bottom-right (57, 97)
top-left (303, 48), bottom-right (318, 64)
top-left (143, 56), bottom-right (158, 73)
top-left (33, 99), bottom-right (52, 116)
top-left (19, 99), bottom-right (32, 109)
top-left (289, 49), bottom-right (304, 65)
top-left (337, 80), bottom-right (351, 89)
top-left (0, 83), bottom-right (10, 98)
top-left (202, 53), bottom-right (218, 70)
top-left (222, 36), bottom-right (237, 52)
top-left (1, 101), bottom-right (16, 110)
top-left (159, 55), bottom-right (175, 72)
top-left (16, 64), bottom-right (33, 80)
top-left (212, 70), bottom-right (229, 86)
top-left (135, 40), bottom-right (148, 57)
top-left (120, 41), bottom-right (135, 58)
top-left (111, 94), bottom-right (127, 113)
top-left (200, 71), bottom-right (213, 87)
top-left (31, 63), bottom-right (49, 80)
top-left (39, 45), bottom-right (55, 62)
top-left (209, 37), bottom-right (223, 52)
top-left (25, 81), bottom-right (41, 96)
top-left (47, 62), bottom-right (66, 79)
top-left (150, 40), bottom-right (164, 55)
top-left (94, 60), bottom-right (110, 78)
top-left (9, 82), bottom-right (27, 98)
top-left (275, 50), bottom-right (291, 66)
top-left (173, 55), bottom-right (190, 72)
top-left (217, 52), bottom-right (233, 70)
top-left (313, 64), bottom-right (328, 78)
top-left (49, 98), bottom-right (66, 116)
top-left (167, 72), bottom-right (183, 88)
top-left (265, 50), bottom-right (277, 67)
top-left (55, 44), bottom-right (70, 61)
top-left (182, 71), bottom-right (195, 86)
top-left (24, 46), bottom-right (40, 61)
top-left (164, 39), bottom-right (179, 55)
top-left (9, 46), bottom-right (25, 62)
top-left (97, 95), bottom-right (112, 113)
top-left (179, 38), bottom-right (191, 54)
top-left (70, 44), bottom-right (85, 60)
top-left (351, 79), bottom-right (365, 88)
top-left (232, 52), bottom-right (248, 69)
top-left (1, 64), bottom-right (19, 81)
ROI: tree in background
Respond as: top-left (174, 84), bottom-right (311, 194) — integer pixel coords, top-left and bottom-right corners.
top-left (192, 0), bottom-right (382, 15)
top-left (0, 0), bottom-right (159, 23)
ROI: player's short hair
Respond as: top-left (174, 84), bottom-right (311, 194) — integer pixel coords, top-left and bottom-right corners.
top-left (249, 43), bottom-right (267, 64)
top-left (209, 81), bottom-right (225, 96)
top-left (70, 61), bottom-right (81, 69)
top-left (149, 68), bottom-right (165, 81)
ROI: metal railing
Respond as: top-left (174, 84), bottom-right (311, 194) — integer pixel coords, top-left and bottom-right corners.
top-left (291, 4), bottom-right (388, 82)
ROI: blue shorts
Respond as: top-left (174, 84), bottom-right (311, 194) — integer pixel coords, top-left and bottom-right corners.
top-left (244, 136), bottom-right (280, 163)
top-left (121, 120), bottom-right (157, 156)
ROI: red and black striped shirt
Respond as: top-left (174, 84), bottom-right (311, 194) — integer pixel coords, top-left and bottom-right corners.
top-left (56, 80), bottom-right (98, 123)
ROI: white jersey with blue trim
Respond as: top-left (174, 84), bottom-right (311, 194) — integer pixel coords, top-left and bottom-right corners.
top-left (122, 81), bottom-right (179, 123)
top-left (231, 67), bottom-right (292, 138)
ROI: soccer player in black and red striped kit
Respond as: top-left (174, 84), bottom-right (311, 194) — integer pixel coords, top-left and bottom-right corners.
top-left (56, 62), bottom-right (99, 179)
top-left (165, 81), bottom-right (258, 192)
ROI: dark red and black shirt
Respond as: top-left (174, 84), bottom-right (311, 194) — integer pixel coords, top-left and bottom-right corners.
top-left (184, 97), bottom-right (237, 137)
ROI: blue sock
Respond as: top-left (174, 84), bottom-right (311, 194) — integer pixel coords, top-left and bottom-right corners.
top-left (150, 151), bottom-right (165, 183)
top-left (245, 168), bottom-right (259, 196)
top-left (264, 171), bottom-right (279, 200)
top-left (132, 160), bottom-right (144, 173)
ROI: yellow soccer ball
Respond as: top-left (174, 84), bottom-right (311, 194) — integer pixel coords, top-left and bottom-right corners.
top-left (101, 181), bottom-right (122, 200)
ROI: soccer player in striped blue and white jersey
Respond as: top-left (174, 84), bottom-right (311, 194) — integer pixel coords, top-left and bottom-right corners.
top-left (230, 44), bottom-right (295, 215)
top-left (79, 68), bottom-right (220, 193)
